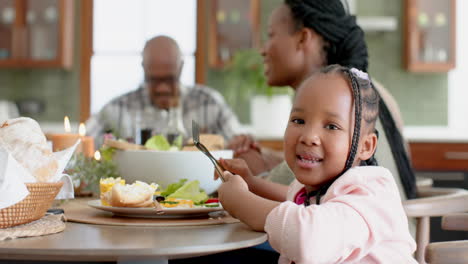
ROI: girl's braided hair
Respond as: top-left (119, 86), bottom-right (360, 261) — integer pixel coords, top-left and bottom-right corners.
top-left (305, 65), bottom-right (380, 206)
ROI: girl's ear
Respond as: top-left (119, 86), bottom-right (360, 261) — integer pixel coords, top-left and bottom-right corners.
top-left (357, 132), bottom-right (378, 162)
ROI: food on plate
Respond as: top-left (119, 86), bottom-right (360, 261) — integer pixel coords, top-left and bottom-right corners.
top-left (159, 198), bottom-right (194, 208)
top-left (100, 177), bottom-right (125, 206)
top-left (160, 179), bottom-right (189, 197)
top-left (0, 117), bottom-right (58, 182)
top-left (99, 177), bottom-right (217, 209)
top-left (183, 134), bottom-right (224, 151)
top-left (165, 179), bottom-right (208, 204)
top-left (101, 179), bottom-right (158, 207)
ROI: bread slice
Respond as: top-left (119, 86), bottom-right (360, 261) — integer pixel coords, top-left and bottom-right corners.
top-left (109, 181), bottom-right (157, 207)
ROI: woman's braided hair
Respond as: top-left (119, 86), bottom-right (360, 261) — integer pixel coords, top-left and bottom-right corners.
top-left (304, 65), bottom-right (380, 206)
top-left (284, 0), bottom-right (368, 71)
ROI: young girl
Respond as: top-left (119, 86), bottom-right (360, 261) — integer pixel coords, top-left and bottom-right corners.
top-left (218, 65), bottom-right (416, 264)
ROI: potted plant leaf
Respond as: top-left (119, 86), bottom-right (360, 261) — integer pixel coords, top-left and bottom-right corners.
top-left (210, 49), bottom-right (293, 136)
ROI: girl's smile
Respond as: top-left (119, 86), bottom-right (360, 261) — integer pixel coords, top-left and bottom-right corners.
top-left (296, 151), bottom-right (323, 169)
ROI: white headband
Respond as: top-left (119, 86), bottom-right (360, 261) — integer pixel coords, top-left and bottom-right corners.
top-left (350, 68), bottom-right (369, 81)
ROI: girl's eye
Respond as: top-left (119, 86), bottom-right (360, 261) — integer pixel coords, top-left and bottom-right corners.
top-left (325, 124), bottom-right (339, 130)
top-left (291, 118), bottom-right (304, 125)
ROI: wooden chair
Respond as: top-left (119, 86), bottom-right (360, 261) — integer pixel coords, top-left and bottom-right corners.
top-left (403, 188), bottom-right (468, 263)
top-left (425, 213), bottom-right (468, 264)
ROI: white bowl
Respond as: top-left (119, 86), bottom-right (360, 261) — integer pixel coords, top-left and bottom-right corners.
top-left (114, 150), bottom-right (233, 195)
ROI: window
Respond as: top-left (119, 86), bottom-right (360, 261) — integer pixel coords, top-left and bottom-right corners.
top-left (91, 0), bottom-right (196, 114)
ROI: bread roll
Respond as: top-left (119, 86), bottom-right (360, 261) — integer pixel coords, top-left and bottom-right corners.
top-left (0, 117), bottom-right (58, 182)
top-left (184, 134), bottom-right (224, 151)
top-left (109, 181), bottom-right (157, 207)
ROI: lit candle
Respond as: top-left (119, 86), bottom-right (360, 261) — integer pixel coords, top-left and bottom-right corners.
top-left (64, 116), bottom-right (71, 132)
top-left (49, 116), bottom-right (95, 158)
top-left (79, 123), bottom-right (95, 158)
top-left (94, 150), bottom-right (101, 161)
top-left (50, 116), bottom-right (80, 152)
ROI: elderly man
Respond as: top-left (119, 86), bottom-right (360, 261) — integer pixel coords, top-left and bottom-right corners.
top-left (86, 36), bottom-right (242, 148)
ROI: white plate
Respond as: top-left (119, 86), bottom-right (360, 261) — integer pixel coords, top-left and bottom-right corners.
top-left (87, 199), bottom-right (224, 219)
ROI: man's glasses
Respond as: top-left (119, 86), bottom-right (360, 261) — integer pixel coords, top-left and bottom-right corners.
top-left (144, 76), bottom-right (179, 87)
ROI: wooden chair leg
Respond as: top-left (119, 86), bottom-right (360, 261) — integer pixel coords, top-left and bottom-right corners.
top-left (416, 216), bottom-right (430, 264)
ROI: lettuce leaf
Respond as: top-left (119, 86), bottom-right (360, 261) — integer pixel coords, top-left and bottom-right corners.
top-left (144, 134), bottom-right (183, 150)
top-left (172, 134), bottom-right (183, 150)
top-left (167, 180), bottom-right (208, 204)
top-left (160, 179), bottom-right (187, 197)
top-left (145, 134), bottom-right (171, 151)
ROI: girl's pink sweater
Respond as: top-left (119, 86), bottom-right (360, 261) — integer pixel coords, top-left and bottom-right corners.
top-left (265, 166), bottom-right (417, 264)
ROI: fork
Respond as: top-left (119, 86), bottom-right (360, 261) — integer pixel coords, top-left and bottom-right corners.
top-left (192, 120), bottom-right (226, 182)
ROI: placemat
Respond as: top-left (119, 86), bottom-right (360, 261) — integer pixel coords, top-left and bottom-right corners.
top-left (0, 214), bottom-right (66, 241)
top-left (62, 198), bottom-right (239, 227)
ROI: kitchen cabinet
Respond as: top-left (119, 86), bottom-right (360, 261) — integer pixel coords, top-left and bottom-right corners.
top-left (410, 142), bottom-right (468, 171)
top-left (0, 0), bottom-right (73, 69)
top-left (404, 0), bottom-right (456, 72)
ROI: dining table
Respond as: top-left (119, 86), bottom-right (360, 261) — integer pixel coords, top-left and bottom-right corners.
top-left (0, 198), bottom-right (268, 264)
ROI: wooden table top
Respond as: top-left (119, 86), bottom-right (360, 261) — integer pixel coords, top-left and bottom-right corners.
top-left (0, 199), bottom-right (267, 262)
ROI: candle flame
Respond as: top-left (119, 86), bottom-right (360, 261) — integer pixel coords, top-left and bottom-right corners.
top-left (79, 123), bottom-right (86, 136)
top-left (94, 150), bottom-right (101, 161)
top-left (64, 116), bottom-right (71, 133)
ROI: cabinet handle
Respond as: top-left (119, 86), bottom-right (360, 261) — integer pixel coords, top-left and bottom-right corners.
top-left (444, 152), bottom-right (468, 160)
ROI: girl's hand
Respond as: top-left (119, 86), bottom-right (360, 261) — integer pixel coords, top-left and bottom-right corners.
top-left (218, 170), bottom-right (281, 231)
top-left (216, 158), bottom-right (254, 184)
top-left (218, 171), bottom-right (249, 218)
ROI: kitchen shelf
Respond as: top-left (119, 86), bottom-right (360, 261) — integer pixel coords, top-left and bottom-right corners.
top-left (357, 16), bottom-right (398, 32)
top-left (404, 0), bottom-right (456, 72)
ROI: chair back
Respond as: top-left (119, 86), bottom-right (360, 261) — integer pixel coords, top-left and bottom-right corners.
top-left (403, 188), bottom-right (468, 263)
top-left (425, 213), bottom-right (468, 264)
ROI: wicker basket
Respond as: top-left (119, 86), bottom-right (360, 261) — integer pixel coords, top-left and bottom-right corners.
top-left (0, 182), bottom-right (63, 228)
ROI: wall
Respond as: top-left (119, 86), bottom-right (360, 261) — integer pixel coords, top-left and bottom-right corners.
top-left (0, 1), bottom-right (452, 127)
top-left (0, 1), bottom-right (81, 123)
top-left (207, 0), bottom-right (450, 126)
top-left (448, 0), bottom-right (468, 132)
top-left (360, 0), bottom-right (448, 126)
top-left (206, 0), bottom-right (283, 124)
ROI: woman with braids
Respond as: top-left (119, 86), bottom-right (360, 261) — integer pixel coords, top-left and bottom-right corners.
top-left (228, 0), bottom-right (417, 201)
top-left (218, 65), bottom-right (417, 263)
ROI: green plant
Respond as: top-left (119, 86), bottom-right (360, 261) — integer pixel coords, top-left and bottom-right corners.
top-left (210, 49), bottom-right (290, 123)
top-left (224, 49), bottom-right (289, 96)
top-left (66, 148), bottom-right (120, 194)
